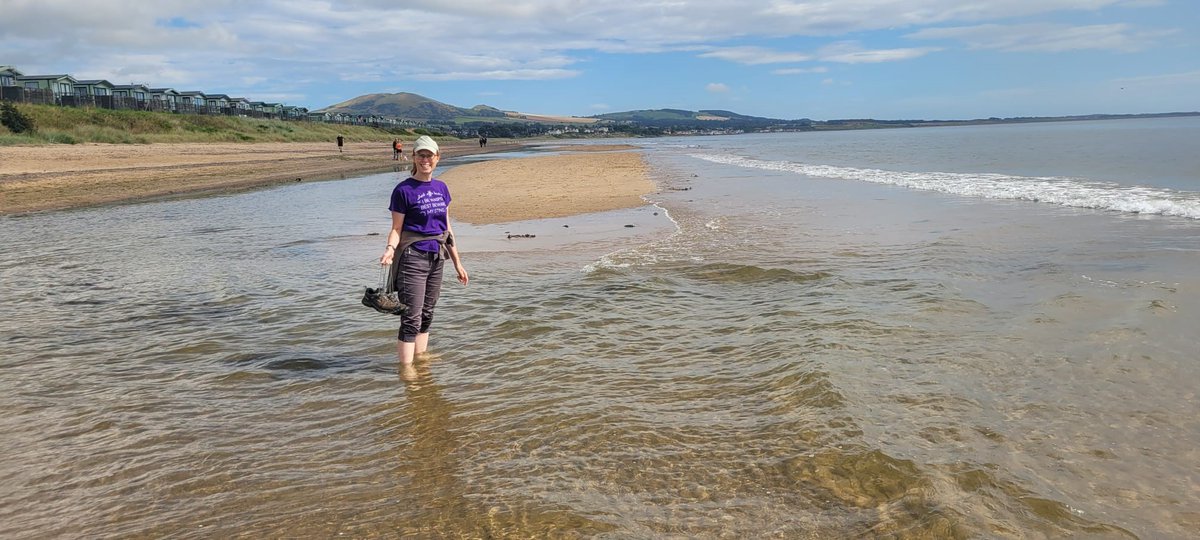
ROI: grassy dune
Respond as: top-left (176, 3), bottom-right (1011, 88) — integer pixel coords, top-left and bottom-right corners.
top-left (0, 102), bottom-right (427, 145)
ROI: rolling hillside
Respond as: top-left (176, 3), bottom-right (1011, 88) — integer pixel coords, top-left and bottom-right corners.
top-left (591, 108), bottom-right (774, 122)
top-left (591, 108), bottom-right (808, 130)
top-left (316, 92), bottom-right (805, 130)
top-left (319, 92), bottom-right (507, 121)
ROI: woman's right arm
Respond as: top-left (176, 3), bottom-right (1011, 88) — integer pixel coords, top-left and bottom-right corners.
top-left (380, 211), bottom-right (405, 266)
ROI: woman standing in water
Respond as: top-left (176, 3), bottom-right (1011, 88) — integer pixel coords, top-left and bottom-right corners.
top-left (379, 135), bottom-right (468, 366)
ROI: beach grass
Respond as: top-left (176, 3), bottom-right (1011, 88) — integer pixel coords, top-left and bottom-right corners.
top-left (0, 102), bottom-right (420, 145)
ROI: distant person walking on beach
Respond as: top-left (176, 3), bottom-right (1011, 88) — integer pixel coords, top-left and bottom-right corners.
top-left (379, 135), bottom-right (468, 368)
top-left (336, 135), bottom-right (344, 153)
top-left (479, 136), bottom-right (486, 148)
top-left (392, 139), bottom-right (403, 160)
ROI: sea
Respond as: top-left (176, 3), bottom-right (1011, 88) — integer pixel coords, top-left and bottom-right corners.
top-left (1, 116), bottom-right (1197, 538)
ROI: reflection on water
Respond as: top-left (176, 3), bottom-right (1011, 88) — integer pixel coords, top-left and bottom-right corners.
top-left (1, 147), bottom-right (1198, 537)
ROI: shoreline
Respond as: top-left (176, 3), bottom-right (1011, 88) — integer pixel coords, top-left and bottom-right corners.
top-left (0, 140), bottom-right (523, 216)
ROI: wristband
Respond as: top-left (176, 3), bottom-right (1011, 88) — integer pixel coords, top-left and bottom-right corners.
top-left (385, 245), bottom-right (395, 251)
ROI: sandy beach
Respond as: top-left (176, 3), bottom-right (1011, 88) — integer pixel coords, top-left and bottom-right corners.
top-left (0, 141), bottom-right (654, 222)
top-left (0, 139), bottom-right (519, 215)
top-left (441, 146), bottom-right (654, 224)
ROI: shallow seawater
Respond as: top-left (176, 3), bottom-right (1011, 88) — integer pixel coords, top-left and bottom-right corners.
top-left (2, 122), bottom-right (1200, 538)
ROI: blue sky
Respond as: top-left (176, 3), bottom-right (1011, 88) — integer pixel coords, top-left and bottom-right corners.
top-left (1, 0), bottom-right (1196, 120)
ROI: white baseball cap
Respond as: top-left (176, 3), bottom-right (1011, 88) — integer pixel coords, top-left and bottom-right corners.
top-left (413, 135), bottom-right (439, 155)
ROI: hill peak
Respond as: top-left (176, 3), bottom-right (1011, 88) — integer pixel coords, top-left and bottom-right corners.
top-left (319, 92), bottom-right (495, 121)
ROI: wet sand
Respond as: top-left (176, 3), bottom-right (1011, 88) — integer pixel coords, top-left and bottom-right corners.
top-left (0, 140), bottom-right (520, 215)
top-left (0, 142), bottom-right (655, 223)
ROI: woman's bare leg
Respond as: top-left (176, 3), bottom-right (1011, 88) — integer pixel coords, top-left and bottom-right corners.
top-left (398, 340), bottom-right (416, 365)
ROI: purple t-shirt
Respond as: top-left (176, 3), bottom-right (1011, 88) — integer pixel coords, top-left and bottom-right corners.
top-left (389, 177), bottom-right (452, 252)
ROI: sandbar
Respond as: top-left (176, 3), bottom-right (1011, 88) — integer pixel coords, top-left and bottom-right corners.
top-left (439, 149), bottom-right (655, 225)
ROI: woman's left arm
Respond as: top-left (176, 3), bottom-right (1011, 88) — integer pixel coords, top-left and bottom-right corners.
top-left (446, 211), bottom-right (469, 286)
top-left (380, 210), bottom-right (405, 266)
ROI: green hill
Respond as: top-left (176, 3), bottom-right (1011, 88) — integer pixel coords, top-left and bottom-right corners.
top-left (592, 108), bottom-right (700, 122)
top-left (320, 92), bottom-right (507, 121)
top-left (591, 108), bottom-right (807, 130)
top-left (469, 104), bottom-right (507, 117)
top-left (317, 93), bottom-right (805, 130)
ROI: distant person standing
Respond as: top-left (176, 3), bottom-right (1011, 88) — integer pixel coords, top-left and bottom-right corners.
top-left (479, 136), bottom-right (485, 148)
top-left (393, 138), bottom-right (406, 161)
top-left (336, 135), bottom-right (344, 153)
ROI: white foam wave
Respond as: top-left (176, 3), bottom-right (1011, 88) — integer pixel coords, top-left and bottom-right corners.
top-left (581, 203), bottom-right (680, 273)
top-left (689, 153), bottom-right (1200, 220)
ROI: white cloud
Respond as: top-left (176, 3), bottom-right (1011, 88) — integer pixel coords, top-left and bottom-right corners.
top-left (702, 42), bottom-right (934, 69)
top-left (75, 54), bottom-right (192, 86)
top-left (818, 42), bottom-right (941, 63)
top-left (253, 92), bottom-right (308, 103)
top-left (756, 0), bottom-right (1147, 33)
top-left (699, 46), bottom-right (812, 65)
top-left (0, 0), bottom-right (1176, 108)
top-left (707, 83), bottom-right (731, 93)
top-left (772, 67), bottom-right (830, 75)
top-left (907, 23), bottom-right (1174, 52)
top-left (1116, 0), bottom-right (1167, 6)
top-left (412, 69), bottom-right (582, 81)
top-left (0, 1), bottom-right (1164, 74)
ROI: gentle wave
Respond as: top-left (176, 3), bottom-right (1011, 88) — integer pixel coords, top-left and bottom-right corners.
top-left (690, 153), bottom-right (1200, 219)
